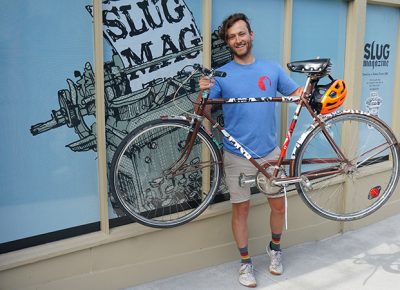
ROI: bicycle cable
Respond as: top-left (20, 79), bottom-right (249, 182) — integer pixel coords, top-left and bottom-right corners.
top-left (172, 66), bottom-right (201, 118)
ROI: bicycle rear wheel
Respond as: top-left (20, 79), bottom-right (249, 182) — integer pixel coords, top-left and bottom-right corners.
top-left (110, 119), bottom-right (223, 228)
top-left (294, 112), bottom-right (400, 221)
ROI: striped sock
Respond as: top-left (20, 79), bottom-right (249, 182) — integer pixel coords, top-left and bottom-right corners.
top-left (239, 246), bottom-right (252, 264)
top-left (270, 233), bottom-right (282, 251)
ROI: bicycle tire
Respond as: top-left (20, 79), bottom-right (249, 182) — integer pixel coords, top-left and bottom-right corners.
top-left (294, 111), bottom-right (400, 221)
top-left (110, 118), bottom-right (223, 228)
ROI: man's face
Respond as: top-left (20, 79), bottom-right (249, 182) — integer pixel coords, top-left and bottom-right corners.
top-left (226, 20), bottom-right (253, 58)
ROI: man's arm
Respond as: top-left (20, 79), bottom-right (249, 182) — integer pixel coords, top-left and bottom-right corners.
top-left (289, 87), bottom-right (303, 96)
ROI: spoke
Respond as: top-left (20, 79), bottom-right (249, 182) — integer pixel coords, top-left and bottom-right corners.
top-left (169, 161), bottom-right (221, 177)
top-left (353, 143), bottom-right (394, 168)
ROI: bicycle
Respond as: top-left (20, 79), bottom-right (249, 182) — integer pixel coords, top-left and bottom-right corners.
top-left (110, 58), bottom-right (400, 228)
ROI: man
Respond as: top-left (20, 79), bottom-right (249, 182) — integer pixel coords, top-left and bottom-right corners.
top-left (199, 13), bottom-right (302, 288)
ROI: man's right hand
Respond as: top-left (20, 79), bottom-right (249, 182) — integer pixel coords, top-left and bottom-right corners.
top-left (199, 76), bottom-right (215, 91)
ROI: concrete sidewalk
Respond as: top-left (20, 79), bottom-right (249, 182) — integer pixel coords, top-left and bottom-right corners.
top-left (125, 214), bottom-right (400, 290)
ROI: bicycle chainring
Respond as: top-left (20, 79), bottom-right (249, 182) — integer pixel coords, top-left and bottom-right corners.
top-left (256, 166), bottom-right (285, 196)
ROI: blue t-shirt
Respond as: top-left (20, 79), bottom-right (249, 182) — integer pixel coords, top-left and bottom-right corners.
top-left (209, 59), bottom-right (298, 158)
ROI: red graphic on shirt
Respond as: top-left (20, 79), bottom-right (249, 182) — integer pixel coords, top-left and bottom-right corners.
top-left (258, 75), bottom-right (272, 91)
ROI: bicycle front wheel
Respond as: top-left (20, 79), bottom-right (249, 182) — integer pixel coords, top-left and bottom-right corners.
top-left (110, 119), bottom-right (223, 228)
top-left (294, 112), bottom-right (400, 221)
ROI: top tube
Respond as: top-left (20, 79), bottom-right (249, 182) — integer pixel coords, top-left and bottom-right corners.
top-left (206, 96), bottom-right (300, 105)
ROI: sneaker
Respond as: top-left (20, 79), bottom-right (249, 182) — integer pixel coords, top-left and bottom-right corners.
top-left (238, 263), bottom-right (257, 288)
top-left (266, 246), bottom-right (283, 275)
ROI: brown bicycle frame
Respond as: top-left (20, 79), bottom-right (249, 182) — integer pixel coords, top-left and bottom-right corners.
top-left (171, 76), bottom-right (351, 185)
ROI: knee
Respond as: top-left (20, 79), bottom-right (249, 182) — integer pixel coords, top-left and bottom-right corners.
top-left (269, 200), bottom-right (285, 216)
top-left (271, 206), bottom-right (285, 216)
top-left (232, 201), bottom-right (250, 220)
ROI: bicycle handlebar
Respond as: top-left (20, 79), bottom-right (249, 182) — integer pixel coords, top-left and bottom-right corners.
top-left (193, 63), bottom-right (227, 78)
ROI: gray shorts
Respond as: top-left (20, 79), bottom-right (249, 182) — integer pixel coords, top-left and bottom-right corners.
top-left (223, 147), bottom-right (283, 203)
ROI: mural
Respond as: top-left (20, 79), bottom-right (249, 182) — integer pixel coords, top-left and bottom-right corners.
top-left (29, 0), bottom-right (231, 219)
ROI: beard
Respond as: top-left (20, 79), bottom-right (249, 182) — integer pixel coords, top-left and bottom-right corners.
top-left (230, 40), bottom-right (253, 58)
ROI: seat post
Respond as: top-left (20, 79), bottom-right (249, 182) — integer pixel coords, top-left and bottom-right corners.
top-left (303, 76), bottom-right (312, 95)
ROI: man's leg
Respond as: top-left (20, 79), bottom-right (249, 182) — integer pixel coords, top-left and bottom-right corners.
top-left (232, 200), bottom-right (256, 288)
top-left (223, 151), bottom-right (257, 287)
top-left (232, 200), bottom-right (250, 249)
top-left (266, 196), bottom-right (285, 275)
top-left (268, 197), bottom-right (285, 239)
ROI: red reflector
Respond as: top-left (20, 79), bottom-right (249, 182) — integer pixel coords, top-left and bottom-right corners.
top-left (368, 186), bottom-right (381, 200)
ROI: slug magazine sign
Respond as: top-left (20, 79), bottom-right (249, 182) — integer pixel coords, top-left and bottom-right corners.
top-left (101, 0), bottom-right (202, 88)
top-left (361, 5), bottom-right (399, 124)
top-left (362, 41), bottom-right (391, 118)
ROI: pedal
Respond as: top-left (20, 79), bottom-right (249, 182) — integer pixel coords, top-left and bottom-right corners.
top-left (239, 173), bottom-right (256, 188)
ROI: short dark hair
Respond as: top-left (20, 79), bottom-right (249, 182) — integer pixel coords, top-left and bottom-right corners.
top-left (219, 13), bottom-right (252, 43)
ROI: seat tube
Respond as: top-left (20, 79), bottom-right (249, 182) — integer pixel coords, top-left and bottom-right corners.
top-left (279, 100), bottom-right (303, 165)
top-left (279, 77), bottom-right (312, 161)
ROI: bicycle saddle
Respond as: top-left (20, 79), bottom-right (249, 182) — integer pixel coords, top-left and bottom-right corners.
top-left (287, 58), bottom-right (331, 74)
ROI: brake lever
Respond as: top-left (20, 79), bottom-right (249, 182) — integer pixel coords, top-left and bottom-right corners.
top-left (193, 63), bottom-right (227, 78)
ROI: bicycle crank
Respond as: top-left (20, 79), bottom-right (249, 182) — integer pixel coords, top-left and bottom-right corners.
top-left (272, 175), bottom-right (313, 191)
top-left (238, 166), bottom-right (285, 196)
top-left (239, 170), bottom-right (313, 196)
